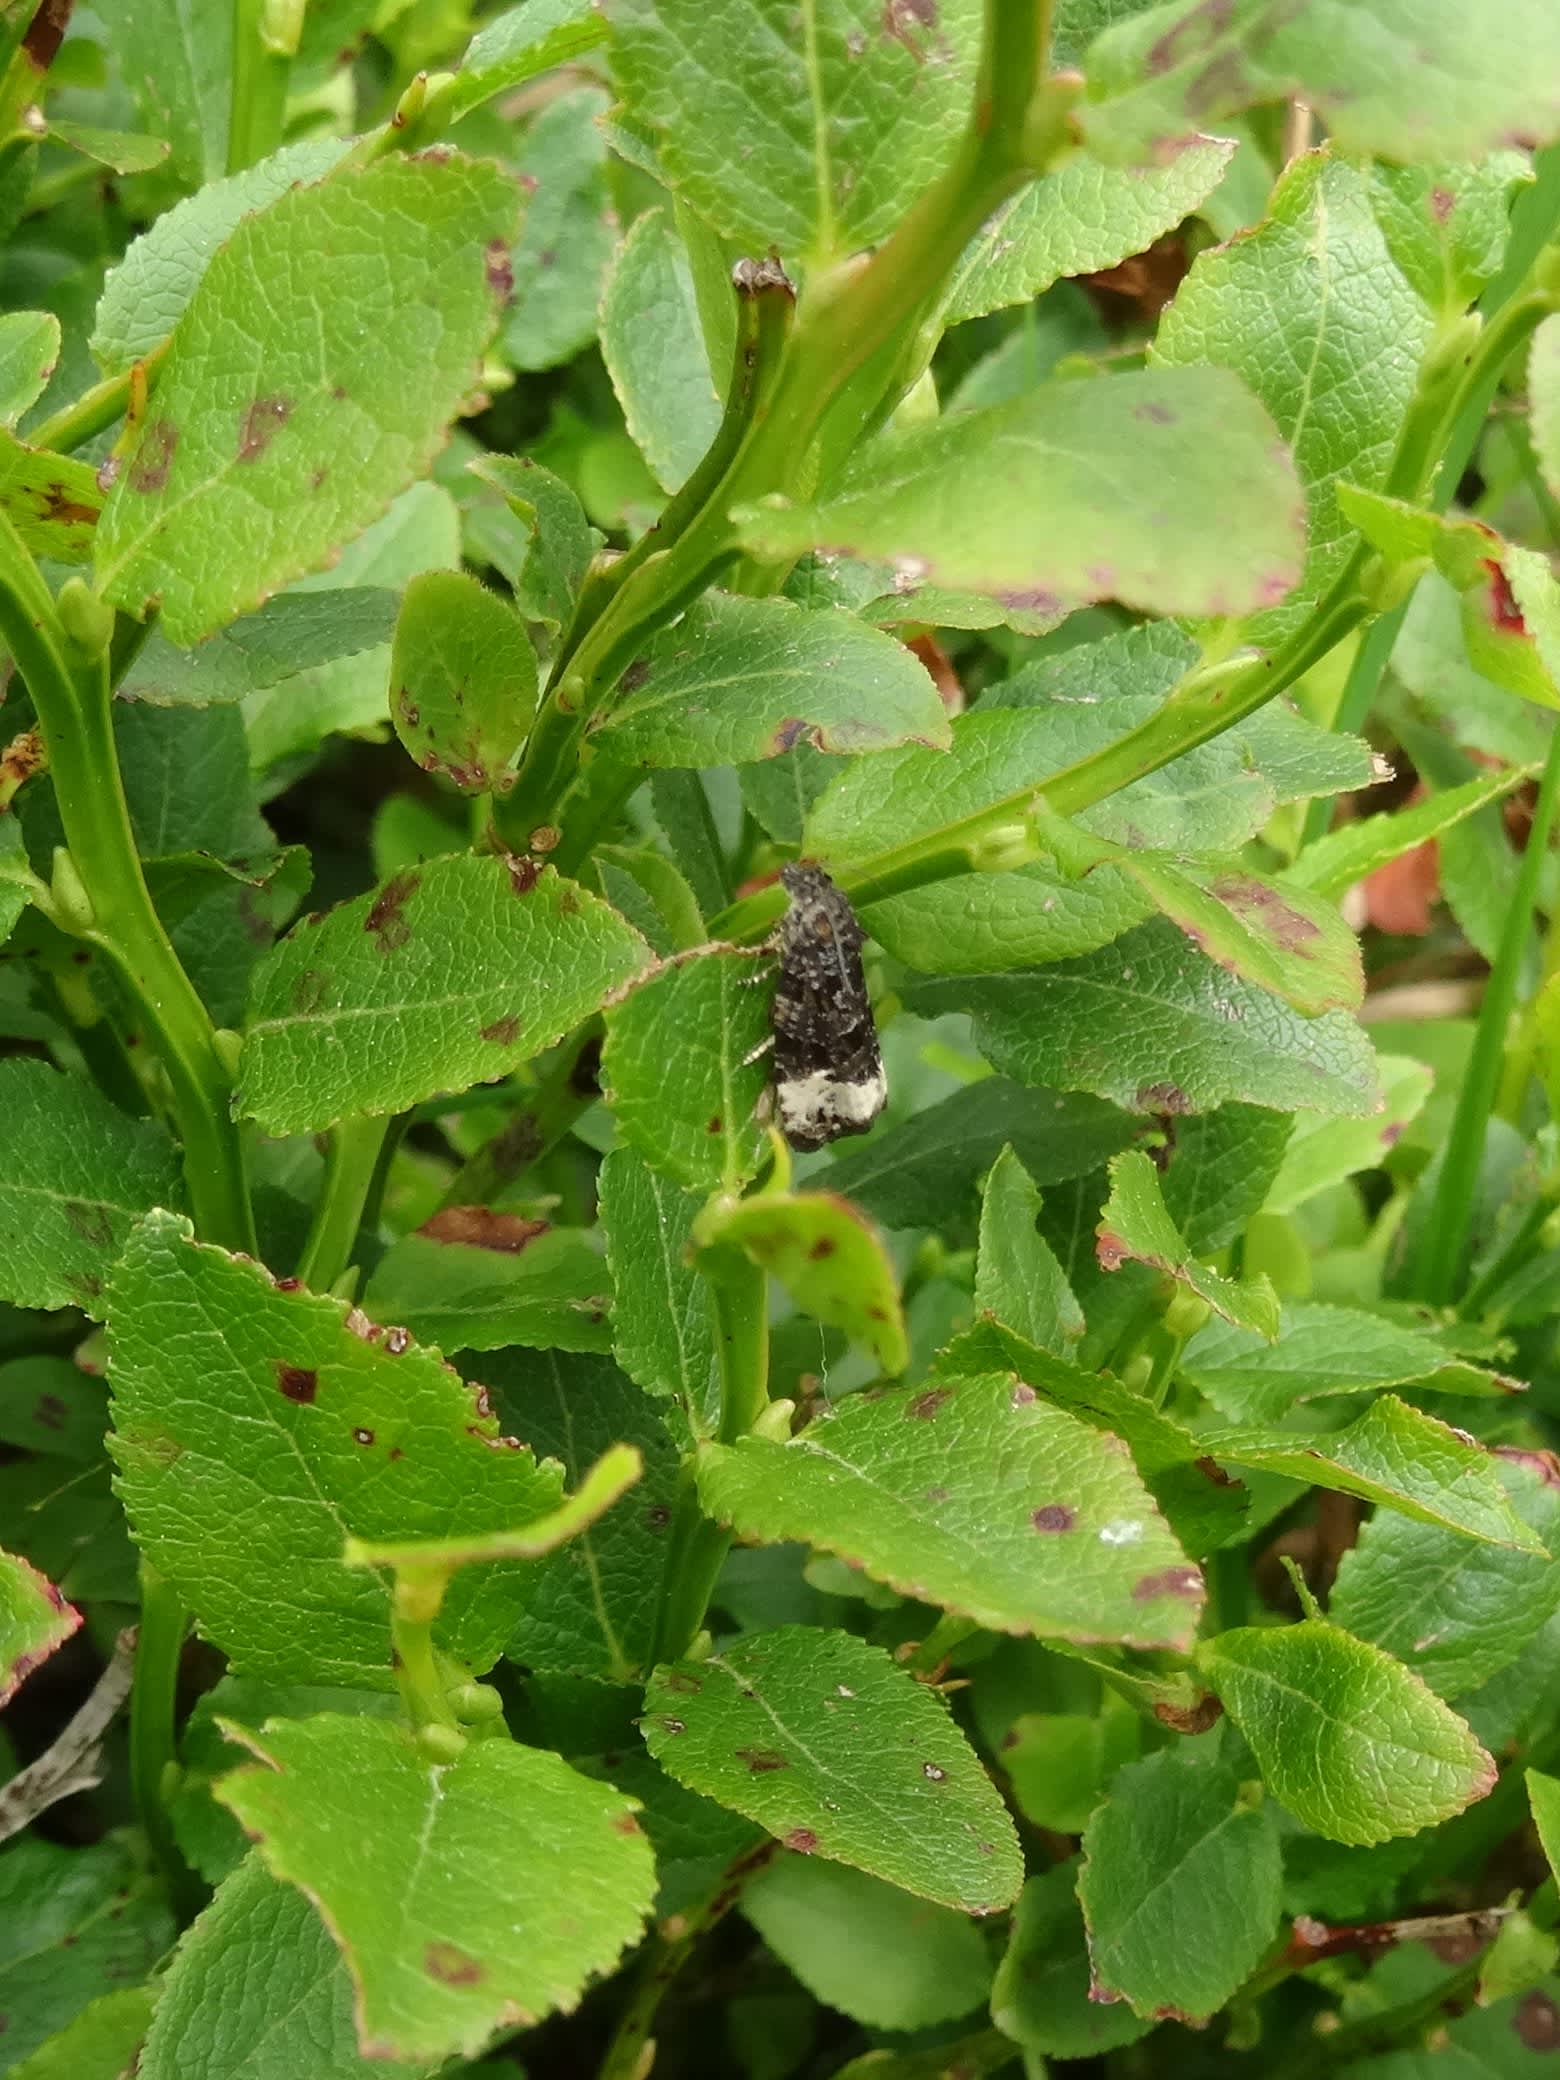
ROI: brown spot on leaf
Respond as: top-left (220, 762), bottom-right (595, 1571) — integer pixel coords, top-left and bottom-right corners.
top-left (479, 1015), bottom-right (521, 1045)
top-left (663, 1669), bottom-right (703, 1694)
top-left (1135, 1080), bottom-right (1191, 1114)
top-left (276, 1364), bottom-right (317, 1404)
top-left (1096, 1230), bottom-right (1129, 1273)
top-left (1430, 185), bottom-right (1455, 222)
top-left (612, 1811), bottom-right (642, 1836)
top-left (33, 1394), bottom-right (66, 1433)
top-left (1010, 1382), bottom-right (1036, 1406)
top-left (785, 1827), bottom-right (819, 1853)
top-left (922, 1761), bottom-right (947, 1782)
top-left (364, 869), bottom-right (420, 953)
top-left (620, 658), bottom-right (652, 695)
top-left (707, 1114), bottom-right (723, 1136)
top-left (1134, 1565), bottom-right (1204, 1602)
top-left (1482, 558), bottom-right (1527, 634)
top-left (40, 484), bottom-right (98, 526)
top-left (1194, 1454), bottom-right (1239, 1488)
top-left (769, 716), bottom-right (810, 755)
top-left (484, 238), bottom-right (514, 301)
top-left (505, 854), bottom-right (540, 895)
top-left (1032, 1504), bottom-right (1075, 1532)
top-left (424, 1941), bottom-right (484, 1986)
top-left (647, 1504), bottom-right (671, 1529)
top-left (1516, 1991), bottom-right (1560, 2050)
top-left (1136, 400), bottom-right (1175, 424)
top-left (1208, 873), bottom-right (1321, 951)
top-left (1153, 1692), bottom-right (1224, 1735)
top-left (419, 1206), bottom-right (549, 1253)
top-left (659, 1716), bottom-right (686, 1735)
top-left (237, 395), bottom-right (293, 463)
top-left (736, 1748), bottom-right (789, 1773)
top-left (63, 1200), bottom-right (113, 1249)
top-left (907, 1387), bottom-right (950, 1420)
top-left (809, 1236), bottom-right (836, 1260)
top-left (129, 420), bottom-right (178, 493)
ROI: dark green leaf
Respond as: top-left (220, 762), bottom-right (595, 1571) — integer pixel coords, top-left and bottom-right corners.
top-left (992, 1861), bottom-right (1152, 2059)
top-left (598, 1148), bottom-right (718, 1435)
top-left (361, 1225), bottom-right (612, 1356)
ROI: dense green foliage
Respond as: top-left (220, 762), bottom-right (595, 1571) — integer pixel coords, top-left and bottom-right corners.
top-left (3, 1), bottom-right (1560, 2074)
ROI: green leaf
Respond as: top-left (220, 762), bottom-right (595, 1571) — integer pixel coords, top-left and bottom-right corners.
top-left (1533, 314), bottom-right (1560, 506)
top-left (9, 1988), bottom-right (157, 2080)
top-left (94, 0), bottom-right (229, 185)
top-left (695, 1189), bottom-right (909, 1376)
top-left (1530, 1771), bottom-right (1560, 1888)
top-left (0, 430), bottom-right (102, 564)
top-left (609, 0), bottom-right (983, 264)
top-left (1183, 1302), bottom-right (1515, 1420)
top-left (1078, 1745), bottom-right (1282, 2021)
top-left (503, 87), bottom-right (614, 373)
top-left (1205, 1397), bottom-right (1546, 1551)
top-left (121, 588), bottom-right (399, 708)
top-left (107, 1211), bottom-right (569, 1687)
top-left (0, 1837), bottom-right (173, 2073)
top-left (1331, 1452), bottom-right (1560, 1702)
top-left (595, 842), bottom-right (707, 954)
top-left (1098, 1150), bottom-right (1280, 1338)
top-left (47, 122), bottom-right (170, 174)
top-left (0, 312), bottom-right (59, 428)
top-left (0, 1547), bottom-right (78, 1706)
top-left (214, 1713), bottom-right (655, 2062)
top-left (361, 1224), bottom-right (611, 1356)
top-left (943, 138), bottom-right (1234, 324)
top-left (866, 859), bottom-right (1152, 976)
top-left (822, 1077), bottom-right (1135, 1230)
top-left (1370, 156), bottom-right (1533, 317)
top-left (1156, 153), bottom-right (1428, 635)
top-left (1003, 1704), bottom-right (1141, 1833)
top-left (1289, 769), bottom-right (1534, 901)
top-left (1078, 0), bottom-right (1560, 166)
top-left (90, 137), bottom-right (352, 376)
top-left (594, 593), bottom-right (952, 768)
top-left (601, 207), bottom-right (722, 493)
top-left (642, 1625), bottom-right (1022, 1912)
top-left (598, 1147), bottom-right (718, 1435)
top-left (697, 1370), bottom-right (1204, 1647)
top-left (602, 947), bottom-right (772, 1191)
top-left (239, 855), bottom-right (649, 1136)
top-left (1197, 1618), bottom-right (1495, 1845)
top-left (993, 1862), bottom-right (1152, 2060)
top-left (0, 1356), bottom-right (109, 1463)
top-left (97, 156), bottom-right (521, 645)
top-left (139, 1854), bottom-right (441, 2080)
top-left (440, 0), bottom-right (607, 126)
top-left (0, 1059), bottom-right (182, 1319)
top-left (741, 1858), bottom-right (992, 2030)
top-left (1160, 1101), bottom-right (1295, 1254)
top-left (389, 570), bottom-right (537, 795)
top-left (1263, 1056), bottom-right (1430, 1212)
top-left (975, 1146), bottom-right (1084, 1357)
top-left (905, 919), bottom-right (1381, 1119)
top-left (482, 1348), bottom-right (680, 1682)
top-left (466, 452), bottom-right (598, 633)
top-left (740, 366), bottom-right (1303, 619)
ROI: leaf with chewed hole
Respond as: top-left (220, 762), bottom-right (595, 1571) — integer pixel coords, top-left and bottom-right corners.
top-left (363, 1220), bottom-right (611, 1357)
top-left (239, 855), bottom-right (650, 1136)
top-left (0, 1548), bottom-right (79, 1707)
top-left (1097, 1150), bottom-right (1280, 1339)
top-left (107, 1211), bottom-right (568, 1688)
top-left (738, 367), bottom-right (1303, 620)
top-left (96, 156), bottom-right (521, 644)
top-left (593, 593), bottom-right (951, 769)
top-left (215, 1713), bottom-right (654, 2062)
top-left (697, 1372), bottom-right (1203, 1649)
top-left (642, 1626), bottom-right (1021, 1912)
top-left (1197, 1619), bottom-right (1496, 1845)
top-left (390, 570), bottom-right (537, 795)
top-left (695, 1189), bottom-right (908, 1376)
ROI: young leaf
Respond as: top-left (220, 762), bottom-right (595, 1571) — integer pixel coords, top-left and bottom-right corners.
top-left (593, 594), bottom-right (952, 768)
top-left (992, 1862), bottom-right (1152, 2059)
top-left (214, 1714), bottom-right (655, 2061)
top-left (0, 312), bottom-right (59, 427)
top-left (139, 1854), bottom-right (442, 2080)
top-left (1197, 1619), bottom-right (1496, 1845)
top-left (601, 947), bottom-right (772, 1191)
top-left (697, 1371), bottom-right (1204, 1648)
top-left (1330, 1452), bottom-right (1560, 1701)
top-left (97, 156), bottom-right (521, 644)
top-left (1156, 153), bottom-right (1428, 633)
top-left (740, 367), bottom-right (1304, 620)
top-left (0, 1059), bottom-right (182, 1318)
top-left (975, 1146), bottom-right (1085, 1357)
top-left (598, 1147), bottom-right (719, 1435)
top-left (239, 855), bottom-right (650, 1136)
top-left (1205, 1397), bottom-right (1547, 1551)
top-left (0, 432), bottom-right (102, 564)
top-left (609, 0), bottom-right (982, 263)
top-left (361, 1225), bottom-right (611, 1356)
top-left (601, 207), bottom-right (722, 493)
top-left (695, 1189), bottom-right (909, 1376)
top-left (0, 1548), bottom-right (79, 1706)
top-left (741, 1858), bottom-right (992, 2031)
top-left (1182, 1302), bottom-right (1515, 1420)
top-left (1097, 1150), bottom-right (1280, 1338)
top-left (390, 570), bottom-right (537, 795)
top-left (642, 1626), bottom-right (1022, 1912)
top-left (1078, 0), bottom-right (1560, 166)
top-left (906, 920), bottom-right (1380, 1119)
top-left (503, 87), bottom-right (615, 373)
top-left (107, 1212), bottom-right (569, 1687)
top-left (1078, 1745), bottom-right (1282, 2021)
top-left (866, 860), bottom-right (1152, 977)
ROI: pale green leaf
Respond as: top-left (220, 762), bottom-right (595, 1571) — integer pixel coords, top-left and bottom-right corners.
top-left (442, 0), bottom-right (607, 125)
top-left (1529, 1771), bottom-right (1560, 1889)
top-left (47, 122), bottom-right (170, 174)
top-left (0, 430), bottom-right (101, 564)
top-left (975, 1146), bottom-right (1084, 1357)
top-left (361, 1226), bottom-right (612, 1356)
top-left (93, 0), bottom-right (229, 184)
top-left (1263, 1056), bottom-right (1430, 1213)
top-left (1370, 156), bottom-right (1533, 317)
top-left (466, 452), bottom-right (598, 632)
top-left (107, 1211), bottom-right (569, 1687)
top-left (643, 1625), bottom-right (1022, 1911)
top-left (697, 1371), bottom-right (1204, 1648)
top-left (503, 87), bottom-right (614, 373)
top-left (1098, 1149), bottom-right (1280, 1336)
top-left (97, 157), bottom-right (521, 644)
top-left (739, 366), bottom-right (1303, 619)
top-left (0, 1547), bottom-right (78, 1707)
top-left (696, 1189), bottom-right (909, 1375)
top-left (239, 855), bottom-right (650, 1136)
top-left (390, 570), bottom-right (537, 795)
top-left (215, 1713), bottom-right (655, 2061)
top-left (0, 312), bottom-right (59, 427)
top-left (1197, 1618), bottom-right (1496, 1845)
top-left (601, 207), bottom-right (721, 493)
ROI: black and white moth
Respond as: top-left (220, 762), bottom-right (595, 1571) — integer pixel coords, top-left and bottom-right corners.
top-left (771, 862), bottom-right (887, 1151)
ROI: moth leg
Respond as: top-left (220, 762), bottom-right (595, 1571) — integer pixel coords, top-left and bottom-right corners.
top-left (741, 1031), bottom-right (777, 1068)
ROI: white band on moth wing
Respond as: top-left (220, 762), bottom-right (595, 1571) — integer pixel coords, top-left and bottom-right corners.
top-left (777, 1067), bottom-right (887, 1134)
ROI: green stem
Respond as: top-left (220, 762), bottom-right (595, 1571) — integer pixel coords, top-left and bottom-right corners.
top-left (295, 1113), bottom-right (393, 1293)
top-left (128, 1563), bottom-right (204, 1919)
top-left (1414, 722), bottom-right (1560, 1305)
top-left (30, 343), bottom-right (168, 456)
top-left (390, 1575), bottom-right (461, 1731)
top-left (227, 0), bottom-right (294, 174)
top-left (0, 0), bottom-right (71, 140)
